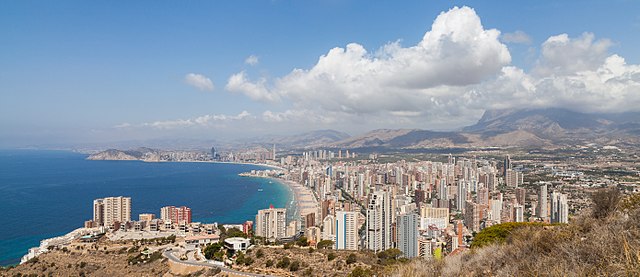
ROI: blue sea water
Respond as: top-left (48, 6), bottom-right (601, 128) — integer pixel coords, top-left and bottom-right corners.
top-left (0, 149), bottom-right (293, 266)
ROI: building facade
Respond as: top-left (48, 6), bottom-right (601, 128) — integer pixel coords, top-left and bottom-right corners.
top-left (335, 211), bottom-right (359, 250)
top-left (255, 205), bottom-right (287, 239)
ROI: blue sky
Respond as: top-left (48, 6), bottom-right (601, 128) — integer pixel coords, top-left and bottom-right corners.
top-left (1, 1), bottom-right (640, 147)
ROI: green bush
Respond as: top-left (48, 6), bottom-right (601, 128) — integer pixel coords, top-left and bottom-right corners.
top-left (289, 260), bottom-right (300, 271)
top-left (265, 259), bottom-right (274, 267)
top-left (348, 266), bottom-right (373, 277)
top-left (327, 252), bottom-right (336, 261)
top-left (471, 222), bottom-right (550, 248)
top-left (346, 253), bottom-right (357, 264)
top-left (276, 257), bottom-right (291, 268)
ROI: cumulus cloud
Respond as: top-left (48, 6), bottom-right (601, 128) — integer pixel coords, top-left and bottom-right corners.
top-left (501, 30), bottom-right (532, 44)
top-left (245, 55), bottom-right (259, 66)
top-left (533, 33), bottom-right (612, 76)
top-left (184, 73), bottom-right (215, 91)
top-left (218, 6), bottom-right (640, 130)
top-left (227, 6), bottom-right (509, 120)
top-left (225, 71), bottom-right (280, 102)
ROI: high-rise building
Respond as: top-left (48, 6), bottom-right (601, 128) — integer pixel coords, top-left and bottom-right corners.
top-left (551, 192), bottom-right (569, 224)
top-left (160, 206), bottom-right (192, 224)
top-left (94, 196), bottom-right (131, 228)
top-left (255, 205), bottom-right (287, 239)
top-left (505, 169), bottom-right (524, 187)
top-left (335, 211), bottom-right (359, 250)
top-left (537, 184), bottom-right (548, 219)
top-left (456, 180), bottom-right (467, 212)
top-left (396, 213), bottom-right (419, 258)
top-left (464, 201), bottom-right (480, 232)
top-left (490, 198), bottom-right (502, 224)
top-left (322, 214), bottom-right (336, 242)
top-left (515, 188), bottom-right (526, 206)
top-left (513, 204), bottom-right (524, 222)
top-left (366, 191), bottom-right (392, 252)
top-left (503, 155), bottom-right (512, 177)
top-left (93, 199), bottom-right (104, 226)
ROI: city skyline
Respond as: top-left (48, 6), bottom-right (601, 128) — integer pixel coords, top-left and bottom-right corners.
top-left (2, 1), bottom-right (640, 147)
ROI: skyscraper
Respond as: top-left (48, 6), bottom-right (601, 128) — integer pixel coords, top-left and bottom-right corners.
top-left (464, 200), bottom-right (480, 232)
top-left (255, 205), bottom-right (287, 239)
top-left (551, 192), bottom-right (569, 224)
top-left (94, 196), bottom-right (131, 228)
top-left (537, 184), bottom-right (548, 220)
top-left (396, 213), bottom-right (419, 258)
top-left (93, 199), bottom-right (104, 226)
top-left (513, 204), bottom-right (524, 222)
top-left (366, 191), bottom-right (392, 252)
top-left (503, 155), bottom-right (512, 177)
top-left (335, 211), bottom-right (359, 250)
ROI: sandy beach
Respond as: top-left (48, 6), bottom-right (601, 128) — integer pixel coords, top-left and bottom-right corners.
top-left (281, 179), bottom-right (319, 224)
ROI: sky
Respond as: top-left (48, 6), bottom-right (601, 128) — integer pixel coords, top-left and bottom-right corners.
top-left (1, 1), bottom-right (640, 147)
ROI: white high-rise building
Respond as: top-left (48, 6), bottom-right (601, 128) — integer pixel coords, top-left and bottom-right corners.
top-left (551, 192), bottom-right (569, 224)
top-left (322, 214), bottom-right (336, 242)
top-left (538, 184), bottom-right (548, 219)
top-left (335, 211), bottom-right (359, 250)
top-left (94, 196), bottom-right (131, 228)
top-left (255, 205), bottom-right (287, 239)
top-left (513, 204), bottom-right (524, 222)
top-left (366, 191), bottom-right (392, 252)
top-left (456, 180), bottom-right (467, 213)
top-left (396, 213), bottom-right (419, 258)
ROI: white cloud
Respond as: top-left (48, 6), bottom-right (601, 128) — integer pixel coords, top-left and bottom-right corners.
top-left (245, 55), bottom-right (259, 66)
top-left (226, 6), bottom-right (509, 126)
top-left (225, 71), bottom-right (280, 102)
top-left (533, 33), bottom-right (612, 76)
top-left (126, 111), bottom-right (252, 130)
top-left (184, 73), bottom-right (215, 91)
top-left (226, 7), bottom-right (640, 130)
top-left (501, 30), bottom-right (532, 44)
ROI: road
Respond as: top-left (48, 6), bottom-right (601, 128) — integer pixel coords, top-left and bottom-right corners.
top-left (163, 249), bottom-right (273, 277)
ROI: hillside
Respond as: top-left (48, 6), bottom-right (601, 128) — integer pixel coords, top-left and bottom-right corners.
top-left (391, 189), bottom-right (640, 277)
top-left (327, 108), bottom-right (640, 149)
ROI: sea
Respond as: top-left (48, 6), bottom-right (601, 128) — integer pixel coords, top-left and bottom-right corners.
top-left (0, 149), bottom-right (294, 266)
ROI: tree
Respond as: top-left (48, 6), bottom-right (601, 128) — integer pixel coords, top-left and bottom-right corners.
top-left (296, 236), bottom-right (309, 247)
top-left (256, 249), bottom-right (264, 258)
top-left (203, 243), bottom-right (223, 260)
top-left (377, 248), bottom-right (402, 261)
top-left (317, 240), bottom-right (334, 249)
top-left (346, 253), bottom-right (357, 265)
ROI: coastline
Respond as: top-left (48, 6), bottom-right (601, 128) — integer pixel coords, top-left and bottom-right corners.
top-left (280, 179), bottom-right (319, 222)
top-left (1, 152), bottom-right (290, 268)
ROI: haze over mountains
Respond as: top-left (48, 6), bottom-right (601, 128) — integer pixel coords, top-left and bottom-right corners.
top-left (324, 108), bottom-right (640, 149)
top-left (77, 108), bottom-right (640, 152)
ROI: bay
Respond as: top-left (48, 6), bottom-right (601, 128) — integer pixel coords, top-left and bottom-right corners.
top-left (0, 149), bottom-right (293, 266)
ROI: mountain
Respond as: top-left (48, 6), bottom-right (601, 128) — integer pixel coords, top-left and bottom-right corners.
top-left (87, 147), bottom-right (162, 161)
top-left (328, 108), bottom-right (640, 149)
top-left (247, 129), bottom-right (352, 149)
top-left (331, 129), bottom-right (469, 149)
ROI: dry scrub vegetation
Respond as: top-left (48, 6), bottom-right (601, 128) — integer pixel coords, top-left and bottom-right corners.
top-left (392, 188), bottom-right (640, 277)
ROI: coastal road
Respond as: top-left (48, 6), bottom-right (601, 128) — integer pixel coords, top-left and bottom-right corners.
top-left (163, 249), bottom-right (273, 277)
